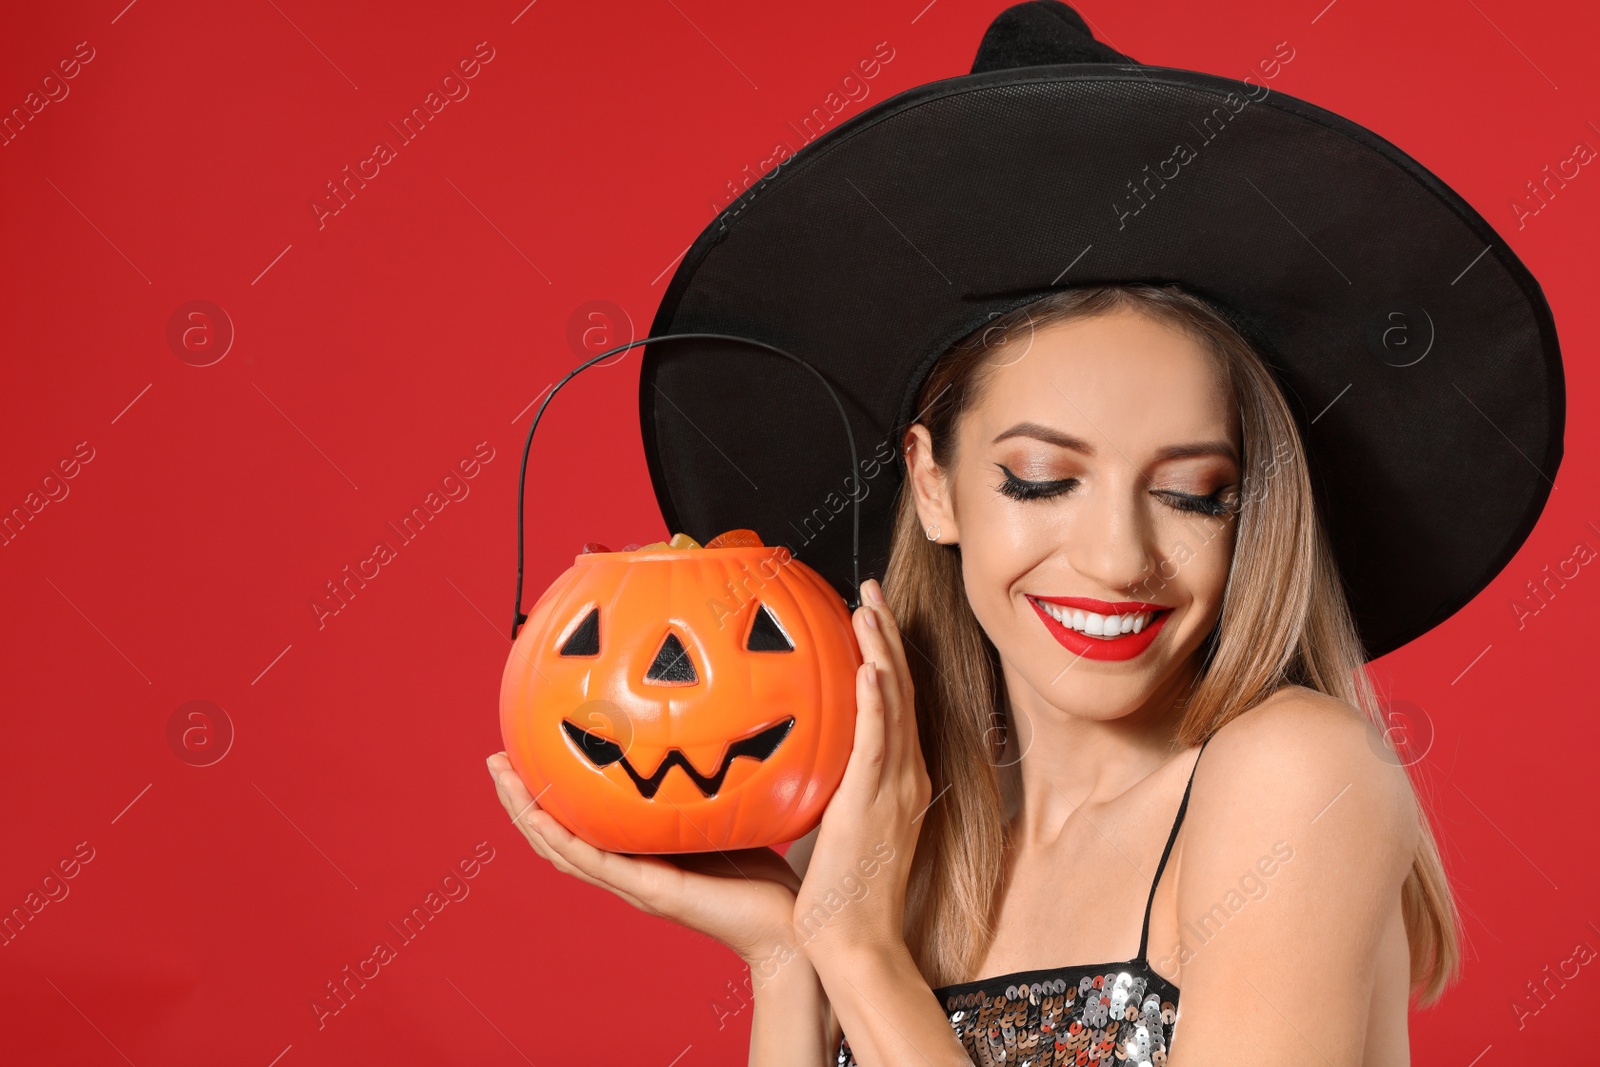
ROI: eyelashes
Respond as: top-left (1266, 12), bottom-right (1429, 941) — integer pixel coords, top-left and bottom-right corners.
top-left (1168, 491), bottom-right (1237, 518)
top-left (997, 465), bottom-right (1077, 501)
top-left (995, 464), bottom-right (1238, 517)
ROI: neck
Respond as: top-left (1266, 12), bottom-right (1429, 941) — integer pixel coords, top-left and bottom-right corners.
top-left (996, 657), bottom-right (1198, 848)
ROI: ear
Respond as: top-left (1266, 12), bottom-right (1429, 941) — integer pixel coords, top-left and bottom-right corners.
top-left (903, 425), bottom-right (958, 545)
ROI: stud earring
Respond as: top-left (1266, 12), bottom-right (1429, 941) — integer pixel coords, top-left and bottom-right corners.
top-left (926, 524), bottom-right (940, 541)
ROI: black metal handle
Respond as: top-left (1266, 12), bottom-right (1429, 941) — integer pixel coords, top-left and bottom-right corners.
top-left (513, 332), bottom-right (861, 639)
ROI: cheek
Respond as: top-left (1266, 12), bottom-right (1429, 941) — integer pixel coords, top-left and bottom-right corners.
top-left (952, 479), bottom-right (1057, 556)
top-left (952, 491), bottom-right (1055, 598)
top-left (1162, 521), bottom-right (1235, 604)
top-left (959, 557), bottom-right (1034, 667)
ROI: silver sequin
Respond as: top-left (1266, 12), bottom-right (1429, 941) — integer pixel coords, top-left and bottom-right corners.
top-left (839, 963), bottom-right (1180, 1067)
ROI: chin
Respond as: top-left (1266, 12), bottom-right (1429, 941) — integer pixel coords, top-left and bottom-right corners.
top-left (999, 641), bottom-right (1150, 711)
top-left (1012, 611), bottom-right (1203, 707)
top-left (1040, 669), bottom-right (1161, 716)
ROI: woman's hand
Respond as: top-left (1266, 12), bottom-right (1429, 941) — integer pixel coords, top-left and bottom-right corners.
top-left (791, 578), bottom-right (932, 963)
top-left (487, 752), bottom-right (804, 967)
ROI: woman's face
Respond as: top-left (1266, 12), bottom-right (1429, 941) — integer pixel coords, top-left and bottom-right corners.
top-left (906, 306), bottom-right (1242, 721)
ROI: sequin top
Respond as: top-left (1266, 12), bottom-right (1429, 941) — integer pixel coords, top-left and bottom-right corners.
top-left (836, 740), bottom-right (1209, 1067)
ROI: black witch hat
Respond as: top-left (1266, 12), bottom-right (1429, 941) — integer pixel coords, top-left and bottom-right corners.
top-left (637, 0), bottom-right (1564, 661)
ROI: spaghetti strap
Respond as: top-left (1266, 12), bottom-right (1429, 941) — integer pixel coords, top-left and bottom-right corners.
top-left (1136, 737), bottom-right (1210, 962)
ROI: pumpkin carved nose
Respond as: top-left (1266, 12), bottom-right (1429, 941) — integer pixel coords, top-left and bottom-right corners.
top-left (645, 632), bottom-right (698, 685)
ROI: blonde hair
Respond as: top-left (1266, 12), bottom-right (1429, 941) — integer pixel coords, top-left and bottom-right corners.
top-left (884, 282), bottom-right (1460, 1005)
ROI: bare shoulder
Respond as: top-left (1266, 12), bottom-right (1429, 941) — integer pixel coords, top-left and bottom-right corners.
top-left (1185, 685), bottom-right (1419, 881)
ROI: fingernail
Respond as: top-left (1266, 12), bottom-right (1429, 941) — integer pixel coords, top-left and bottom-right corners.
top-left (864, 580), bottom-right (885, 604)
top-left (486, 756), bottom-right (498, 779)
top-left (863, 607), bottom-right (879, 630)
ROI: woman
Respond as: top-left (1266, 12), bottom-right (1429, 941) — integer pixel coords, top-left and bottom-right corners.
top-left (490, 2), bottom-right (1562, 1063)
top-left (489, 282), bottom-right (1451, 1065)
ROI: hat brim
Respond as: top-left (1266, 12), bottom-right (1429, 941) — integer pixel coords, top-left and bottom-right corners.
top-left (641, 62), bottom-right (1564, 661)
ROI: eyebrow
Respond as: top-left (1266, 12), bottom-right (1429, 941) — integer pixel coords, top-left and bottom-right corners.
top-left (991, 421), bottom-right (1240, 466)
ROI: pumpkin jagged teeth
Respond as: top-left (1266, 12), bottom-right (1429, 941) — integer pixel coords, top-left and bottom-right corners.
top-left (633, 742), bottom-right (723, 777)
top-left (617, 741), bottom-right (670, 777)
top-left (612, 740), bottom-right (729, 782)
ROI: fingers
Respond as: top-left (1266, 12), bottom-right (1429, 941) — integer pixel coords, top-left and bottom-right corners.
top-left (853, 580), bottom-right (916, 761)
top-left (871, 581), bottom-right (921, 755)
top-left (850, 660), bottom-right (889, 785)
top-left (487, 753), bottom-right (569, 865)
top-left (855, 612), bottom-right (904, 778)
top-left (670, 847), bottom-right (801, 895)
top-left (860, 579), bottom-right (911, 686)
top-left (486, 753), bottom-right (660, 914)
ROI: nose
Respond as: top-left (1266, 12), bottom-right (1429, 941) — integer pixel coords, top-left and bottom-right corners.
top-left (1067, 474), bottom-right (1160, 594)
top-left (645, 632), bottom-right (699, 685)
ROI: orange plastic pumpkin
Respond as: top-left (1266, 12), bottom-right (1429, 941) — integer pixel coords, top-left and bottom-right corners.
top-left (500, 530), bottom-right (860, 854)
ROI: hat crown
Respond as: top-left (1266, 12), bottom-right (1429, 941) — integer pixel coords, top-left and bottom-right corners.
top-left (970, 0), bottom-right (1137, 74)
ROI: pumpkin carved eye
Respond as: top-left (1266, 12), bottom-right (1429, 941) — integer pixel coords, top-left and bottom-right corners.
top-left (645, 632), bottom-right (698, 685)
top-left (746, 604), bottom-right (794, 652)
top-left (559, 608), bottom-right (601, 656)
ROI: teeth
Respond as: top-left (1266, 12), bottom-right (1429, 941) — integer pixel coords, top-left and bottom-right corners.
top-left (1034, 599), bottom-right (1159, 639)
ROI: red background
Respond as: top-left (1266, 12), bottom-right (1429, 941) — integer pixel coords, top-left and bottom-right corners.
top-left (2, 0), bottom-right (1595, 1063)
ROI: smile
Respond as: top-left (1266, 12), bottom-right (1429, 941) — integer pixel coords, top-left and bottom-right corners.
top-left (1026, 595), bottom-right (1173, 662)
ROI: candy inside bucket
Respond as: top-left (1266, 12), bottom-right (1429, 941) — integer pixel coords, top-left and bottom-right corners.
top-left (585, 529), bottom-right (764, 553)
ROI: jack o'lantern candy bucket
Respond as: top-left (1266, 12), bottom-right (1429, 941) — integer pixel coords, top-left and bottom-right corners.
top-left (500, 333), bottom-right (866, 855)
top-left (500, 529), bottom-right (860, 854)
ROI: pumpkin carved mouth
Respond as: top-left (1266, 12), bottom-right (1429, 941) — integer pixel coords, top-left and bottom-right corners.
top-left (559, 716), bottom-right (796, 799)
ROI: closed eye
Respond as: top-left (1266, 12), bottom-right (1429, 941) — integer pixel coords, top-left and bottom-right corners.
top-left (998, 464), bottom-right (1239, 517)
top-left (996, 464), bottom-right (1077, 501)
top-left (1155, 488), bottom-right (1238, 518)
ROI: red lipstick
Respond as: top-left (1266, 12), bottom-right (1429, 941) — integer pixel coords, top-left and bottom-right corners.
top-left (1029, 595), bottom-right (1168, 614)
top-left (1026, 595), bottom-right (1172, 662)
